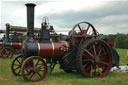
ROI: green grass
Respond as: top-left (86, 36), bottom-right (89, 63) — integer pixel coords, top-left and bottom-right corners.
top-left (0, 49), bottom-right (128, 85)
top-left (116, 48), bottom-right (128, 65)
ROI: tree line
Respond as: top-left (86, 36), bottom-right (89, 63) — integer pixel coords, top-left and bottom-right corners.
top-left (98, 33), bottom-right (128, 49)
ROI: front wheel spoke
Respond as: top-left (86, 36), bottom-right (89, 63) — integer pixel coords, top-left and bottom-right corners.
top-left (25, 69), bottom-right (31, 75)
top-left (17, 69), bottom-right (21, 74)
top-left (29, 72), bottom-right (34, 80)
top-left (14, 66), bottom-right (20, 70)
top-left (35, 60), bottom-right (40, 66)
top-left (16, 59), bottom-right (21, 64)
top-left (14, 64), bottom-right (21, 66)
top-left (37, 72), bottom-right (41, 77)
top-left (39, 67), bottom-right (45, 72)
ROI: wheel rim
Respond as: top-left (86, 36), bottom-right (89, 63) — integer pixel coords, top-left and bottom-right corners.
top-left (11, 55), bottom-right (23, 76)
top-left (1, 47), bottom-right (14, 58)
top-left (21, 56), bottom-right (47, 82)
top-left (80, 40), bottom-right (112, 77)
top-left (70, 22), bottom-right (97, 47)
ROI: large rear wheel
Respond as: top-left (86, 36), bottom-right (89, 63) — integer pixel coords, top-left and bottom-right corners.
top-left (76, 39), bottom-right (112, 77)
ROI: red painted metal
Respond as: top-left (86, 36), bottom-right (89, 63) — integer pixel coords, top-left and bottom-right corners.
top-left (71, 22), bottom-right (97, 47)
top-left (81, 40), bottom-right (112, 77)
top-left (38, 41), bottom-right (69, 57)
top-left (106, 38), bottom-right (115, 48)
top-left (0, 47), bottom-right (14, 58)
top-left (11, 42), bottom-right (22, 49)
top-left (21, 56), bottom-right (47, 82)
top-left (11, 55), bottom-right (23, 76)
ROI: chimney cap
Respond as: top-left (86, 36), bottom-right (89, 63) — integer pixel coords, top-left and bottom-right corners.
top-left (25, 3), bottom-right (36, 7)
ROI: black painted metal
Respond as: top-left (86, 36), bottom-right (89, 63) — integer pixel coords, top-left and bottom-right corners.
top-left (22, 3), bottom-right (38, 60)
top-left (25, 3), bottom-right (36, 37)
top-left (38, 24), bottom-right (50, 42)
top-left (5, 24), bottom-right (10, 42)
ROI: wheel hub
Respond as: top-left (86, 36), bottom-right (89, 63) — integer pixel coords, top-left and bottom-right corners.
top-left (94, 56), bottom-right (99, 63)
top-left (34, 66), bottom-right (39, 73)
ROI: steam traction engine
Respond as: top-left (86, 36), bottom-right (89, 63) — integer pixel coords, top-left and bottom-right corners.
top-left (0, 24), bottom-right (23, 58)
top-left (11, 3), bottom-right (120, 82)
top-left (0, 24), bottom-right (40, 58)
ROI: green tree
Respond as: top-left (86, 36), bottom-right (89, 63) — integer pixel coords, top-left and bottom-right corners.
top-left (115, 34), bottom-right (128, 49)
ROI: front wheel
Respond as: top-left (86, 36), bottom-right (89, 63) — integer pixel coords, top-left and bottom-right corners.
top-left (21, 56), bottom-right (47, 82)
top-left (11, 55), bottom-right (23, 76)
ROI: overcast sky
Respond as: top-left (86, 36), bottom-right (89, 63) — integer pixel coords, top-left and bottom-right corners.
top-left (0, 0), bottom-right (128, 35)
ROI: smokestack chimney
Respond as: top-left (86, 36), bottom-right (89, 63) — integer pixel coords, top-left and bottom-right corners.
top-left (5, 23), bottom-right (10, 41)
top-left (25, 3), bottom-right (36, 37)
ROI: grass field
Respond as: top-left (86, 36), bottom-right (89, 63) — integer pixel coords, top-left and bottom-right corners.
top-left (0, 48), bottom-right (128, 85)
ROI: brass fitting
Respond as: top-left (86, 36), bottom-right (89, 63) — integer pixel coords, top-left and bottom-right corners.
top-left (5, 23), bottom-right (10, 28)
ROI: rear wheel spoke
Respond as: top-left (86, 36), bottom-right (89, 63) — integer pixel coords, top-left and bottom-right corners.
top-left (96, 65), bottom-right (101, 74)
top-left (82, 53), bottom-right (91, 58)
top-left (90, 65), bottom-right (93, 76)
top-left (78, 24), bottom-right (83, 33)
top-left (83, 49), bottom-right (94, 58)
top-left (93, 44), bottom-right (97, 56)
top-left (82, 59), bottom-right (92, 62)
top-left (98, 49), bottom-right (102, 57)
top-left (79, 38), bottom-right (84, 47)
top-left (82, 62), bottom-right (89, 68)
top-left (99, 61), bottom-right (109, 66)
top-left (84, 25), bottom-right (90, 34)
top-left (94, 64), bottom-right (97, 75)
top-left (85, 64), bottom-right (92, 72)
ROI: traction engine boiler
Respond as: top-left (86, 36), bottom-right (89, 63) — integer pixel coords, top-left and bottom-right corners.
top-left (11, 3), bottom-right (120, 82)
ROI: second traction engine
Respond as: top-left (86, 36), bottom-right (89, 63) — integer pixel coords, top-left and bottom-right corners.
top-left (11, 3), bottom-right (120, 82)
